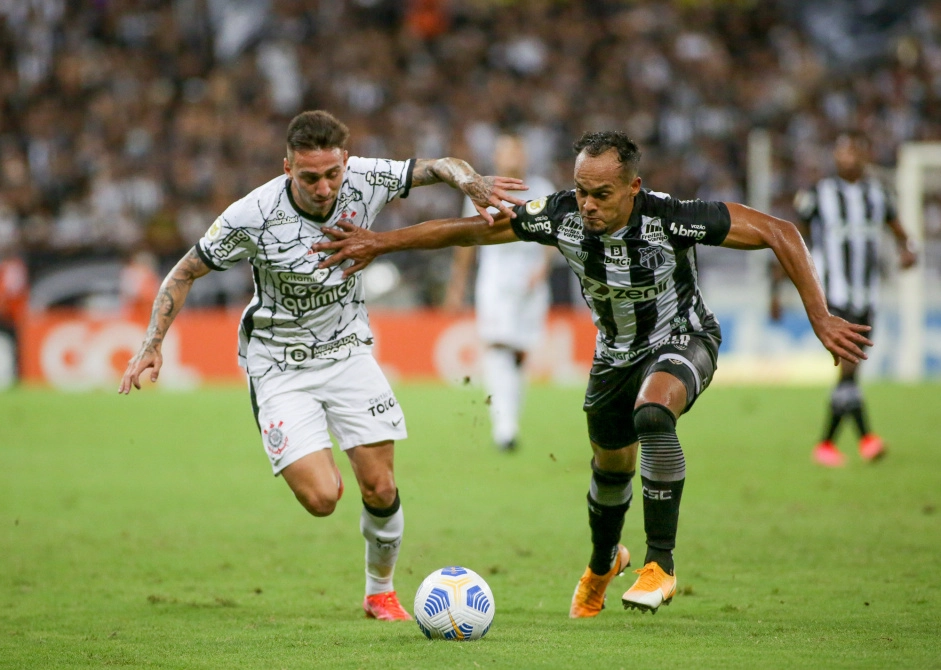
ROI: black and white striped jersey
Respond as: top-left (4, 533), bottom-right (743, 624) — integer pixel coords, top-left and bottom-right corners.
top-left (195, 156), bottom-right (414, 377)
top-left (509, 189), bottom-right (731, 367)
top-left (794, 176), bottom-right (896, 314)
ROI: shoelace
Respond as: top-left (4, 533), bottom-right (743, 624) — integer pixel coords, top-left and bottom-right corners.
top-left (370, 592), bottom-right (407, 616)
top-left (577, 571), bottom-right (611, 607)
top-left (632, 565), bottom-right (665, 592)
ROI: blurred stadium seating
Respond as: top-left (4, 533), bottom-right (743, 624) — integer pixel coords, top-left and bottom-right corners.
top-left (1, 0), bottom-right (939, 387)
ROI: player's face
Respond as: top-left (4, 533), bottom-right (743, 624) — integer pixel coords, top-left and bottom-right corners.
top-left (833, 135), bottom-right (867, 181)
top-left (285, 147), bottom-right (348, 217)
top-left (573, 150), bottom-right (641, 235)
top-left (493, 135), bottom-right (527, 179)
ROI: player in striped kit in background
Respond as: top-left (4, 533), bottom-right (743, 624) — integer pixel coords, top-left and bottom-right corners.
top-left (310, 131), bottom-right (872, 618)
top-left (785, 131), bottom-right (917, 467)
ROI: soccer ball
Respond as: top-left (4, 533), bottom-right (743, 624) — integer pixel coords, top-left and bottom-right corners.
top-left (413, 566), bottom-right (495, 641)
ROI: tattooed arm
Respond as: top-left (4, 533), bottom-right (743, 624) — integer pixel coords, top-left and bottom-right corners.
top-left (411, 158), bottom-right (528, 224)
top-left (119, 247), bottom-right (211, 394)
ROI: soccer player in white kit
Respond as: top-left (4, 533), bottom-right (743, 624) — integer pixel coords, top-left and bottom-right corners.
top-left (444, 134), bottom-right (556, 451)
top-left (119, 111), bottom-right (527, 621)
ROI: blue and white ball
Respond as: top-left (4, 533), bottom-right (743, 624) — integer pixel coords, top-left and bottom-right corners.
top-left (414, 566), bottom-right (495, 641)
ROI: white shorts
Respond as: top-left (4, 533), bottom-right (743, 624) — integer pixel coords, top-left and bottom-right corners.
top-left (475, 278), bottom-right (549, 352)
top-left (249, 353), bottom-right (407, 475)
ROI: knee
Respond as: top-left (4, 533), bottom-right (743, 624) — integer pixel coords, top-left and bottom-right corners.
top-left (633, 403), bottom-right (677, 435)
top-left (293, 488), bottom-right (339, 518)
top-left (359, 478), bottom-right (397, 510)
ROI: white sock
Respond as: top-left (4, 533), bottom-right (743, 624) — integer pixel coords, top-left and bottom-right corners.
top-left (360, 500), bottom-right (404, 596)
top-left (482, 346), bottom-right (522, 446)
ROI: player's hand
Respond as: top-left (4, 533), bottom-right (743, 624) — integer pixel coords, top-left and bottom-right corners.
top-left (311, 221), bottom-right (380, 277)
top-left (769, 294), bottom-right (782, 322)
top-left (119, 345), bottom-right (163, 394)
top-left (812, 314), bottom-right (873, 365)
top-left (899, 246), bottom-right (917, 270)
top-left (466, 176), bottom-right (528, 225)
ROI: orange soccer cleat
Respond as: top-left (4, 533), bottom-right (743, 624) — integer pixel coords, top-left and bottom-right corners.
top-left (622, 561), bottom-right (677, 614)
top-left (569, 544), bottom-right (631, 618)
top-left (858, 434), bottom-right (886, 462)
top-left (812, 440), bottom-right (846, 468)
top-left (363, 591), bottom-right (413, 621)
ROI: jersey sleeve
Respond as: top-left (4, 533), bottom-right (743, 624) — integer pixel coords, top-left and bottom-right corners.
top-left (652, 192), bottom-right (731, 249)
top-left (352, 156), bottom-right (415, 204)
top-left (508, 190), bottom-right (569, 247)
top-left (196, 199), bottom-right (258, 271)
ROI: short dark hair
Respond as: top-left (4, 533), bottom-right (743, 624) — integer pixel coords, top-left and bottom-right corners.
top-left (573, 131), bottom-right (641, 177)
top-left (836, 129), bottom-right (869, 148)
top-left (286, 111), bottom-right (350, 153)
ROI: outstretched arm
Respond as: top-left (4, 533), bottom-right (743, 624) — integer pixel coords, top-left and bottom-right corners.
top-left (118, 247), bottom-right (211, 393)
top-left (721, 202), bottom-right (872, 364)
top-left (886, 218), bottom-right (917, 269)
top-left (312, 213), bottom-right (520, 278)
top-left (412, 158), bottom-right (527, 224)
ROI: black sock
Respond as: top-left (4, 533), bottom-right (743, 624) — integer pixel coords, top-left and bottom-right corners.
top-left (850, 404), bottom-right (870, 437)
top-left (641, 477), bottom-right (683, 574)
top-left (634, 403), bottom-right (685, 576)
top-left (824, 408), bottom-right (844, 442)
top-left (587, 495), bottom-right (631, 575)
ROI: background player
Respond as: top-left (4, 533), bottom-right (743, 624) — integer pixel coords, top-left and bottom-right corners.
top-left (118, 110), bottom-right (526, 621)
top-left (310, 130), bottom-right (871, 619)
top-left (444, 133), bottom-right (557, 451)
top-left (775, 131), bottom-right (917, 467)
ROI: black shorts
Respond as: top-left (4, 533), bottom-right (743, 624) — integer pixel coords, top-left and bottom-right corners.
top-left (829, 305), bottom-right (873, 335)
top-left (584, 329), bottom-right (721, 450)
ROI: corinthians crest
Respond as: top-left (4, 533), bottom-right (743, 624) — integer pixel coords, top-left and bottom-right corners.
top-left (639, 245), bottom-right (665, 269)
top-left (263, 420), bottom-right (288, 456)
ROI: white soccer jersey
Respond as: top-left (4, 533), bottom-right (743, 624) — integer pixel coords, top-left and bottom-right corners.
top-left (196, 156), bottom-right (415, 377)
top-left (460, 174), bottom-right (556, 349)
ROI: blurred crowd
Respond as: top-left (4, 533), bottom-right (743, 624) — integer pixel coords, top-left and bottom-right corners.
top-left (1, 0), bottom-right (940, 314)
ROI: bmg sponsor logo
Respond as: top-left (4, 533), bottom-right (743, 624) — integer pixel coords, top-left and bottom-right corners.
top-left (669, 221), bottom-right (707, 240)
top-left (521, 217), bottom-right (551, 235)
top-left (212, 229), bottom-right (250, 259)
top-left (366, 171), bottom-right (401, 190)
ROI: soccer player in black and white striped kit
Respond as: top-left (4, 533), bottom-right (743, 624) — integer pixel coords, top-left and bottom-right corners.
top-left (791, 131), bottom-right (917, 467)
top-left (313, 131), bottom-right (871, 617)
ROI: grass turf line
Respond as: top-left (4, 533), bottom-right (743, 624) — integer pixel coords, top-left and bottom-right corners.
top-left (1, 383), bottom-right (939, 668)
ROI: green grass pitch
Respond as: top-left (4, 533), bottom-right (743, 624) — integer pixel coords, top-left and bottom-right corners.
top-left (1, 382), bottom-right (940, 669)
